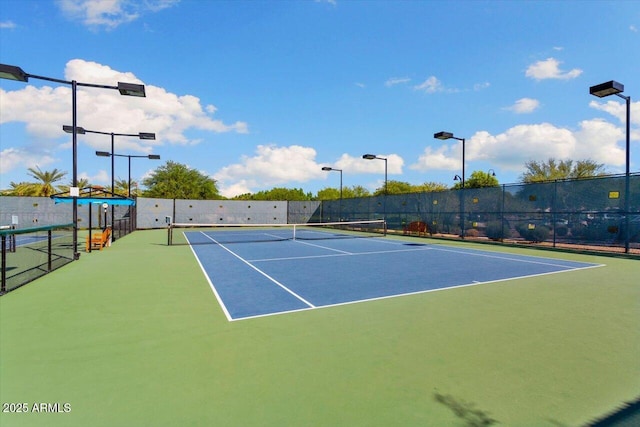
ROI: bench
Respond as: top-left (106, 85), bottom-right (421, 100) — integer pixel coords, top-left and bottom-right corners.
top-left (403, 221), bottom-right (429, 237)
top-left (86, 227), bottom-right (111, 252)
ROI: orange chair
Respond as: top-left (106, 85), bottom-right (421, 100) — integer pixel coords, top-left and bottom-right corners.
top-left (86, 227), bottom-right (111, 251)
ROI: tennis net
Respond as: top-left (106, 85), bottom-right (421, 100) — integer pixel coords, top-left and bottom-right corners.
top-left (168, 220), bottom-right (387, 245)
top-left (1, 223), bottom-right (75, 294)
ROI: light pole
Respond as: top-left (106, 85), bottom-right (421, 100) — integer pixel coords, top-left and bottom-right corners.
top-left (64, 126), bottom-right (155, 238)
top-left (322, 166), bottom-right (343, 220)
top-left (590, 80), bottom-right (632, 253)
top-left (95, 151), bottom-right (160, 197)
top-left (435, 131), bottom-right (467, 238)
top-left (1, 63), bottom-right (146, 258)
top-left (362, 154), bottom-right (387, 220)
top-left (96, 151), bottom-right (160, 233)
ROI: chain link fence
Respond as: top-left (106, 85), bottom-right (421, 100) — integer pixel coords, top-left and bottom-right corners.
top-left (320, 174), bottom-right (640, 252)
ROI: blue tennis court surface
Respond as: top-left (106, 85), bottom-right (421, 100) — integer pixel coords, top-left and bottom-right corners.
top-left (3, 233), bottom-right (53, 250)
top-left (184, 230), bottom-right (603, 321)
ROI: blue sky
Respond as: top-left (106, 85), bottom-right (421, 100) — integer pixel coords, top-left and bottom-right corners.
top-left (1, 0), bottom-right (639, 197)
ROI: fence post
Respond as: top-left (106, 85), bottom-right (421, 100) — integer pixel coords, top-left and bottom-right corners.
top-left (1, 235), bottom-right (6, 293)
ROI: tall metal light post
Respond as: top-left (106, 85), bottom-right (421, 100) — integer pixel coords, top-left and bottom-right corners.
top-left (322, 166), bottom-right (343, 220)
top-left (96, 151), bottom-right (160, 197)
top-left (362, 154), bottom-right (387, 220)
top-left (64, 126), bottom-right (155, 237)
top-left (1, 63), bottom-right (146, 258)
top-left (97, 151), bottom-right (160, 232)
top-left (435, 131), bottom-right (467, 238)
top-left (590, 80), bottom-right (632, 253)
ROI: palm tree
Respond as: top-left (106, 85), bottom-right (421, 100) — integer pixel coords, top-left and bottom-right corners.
top-left (6, 181), bottom-right (36, 196)
top-left (114, 178), bottom-right (138, 197)
top-left (58, 178), bottom-right (90, 195)
top-left (26, 166), bottom-right (67, 197)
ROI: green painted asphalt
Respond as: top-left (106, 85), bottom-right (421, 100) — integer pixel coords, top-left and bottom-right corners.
top-left (1, 229), bottom-right (638, 426)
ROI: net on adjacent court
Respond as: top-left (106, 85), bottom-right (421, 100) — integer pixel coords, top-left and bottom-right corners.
top-left (168, 220), bottom-right (387, 245)
top-left (1, 223), bottom-right (75, 294)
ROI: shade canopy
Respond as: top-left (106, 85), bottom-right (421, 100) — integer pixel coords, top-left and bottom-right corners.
top-left (53, 197), bottom-right (135, 206)
top-left (50, 186), bottom-right (135, 206)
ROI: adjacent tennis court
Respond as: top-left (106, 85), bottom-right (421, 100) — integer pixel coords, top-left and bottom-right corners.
top-left (180, 224), bottom-right (603, 321)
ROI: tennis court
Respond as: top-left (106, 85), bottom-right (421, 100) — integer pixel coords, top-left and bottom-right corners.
top-left (1, 228), bottom-right (638, 426)
top-left (180, 223), bottom-right (603, 321)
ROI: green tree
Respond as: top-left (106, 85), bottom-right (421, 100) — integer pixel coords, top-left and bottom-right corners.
top-left (452, 171), bottom-right (500, 189)
top-left (22, 166), bottom-right (68, 197)
top-left (316, 187), bottom-right (341, 200)
top-left (236, 187), bottom-right (312, 201)
top-left (142, 161), bottom-right (220, 199)
top-left (345, 185), bottom-right (370, 198)
top-left (413, 181), bottom-right (450, 193)
top-left (519, 158), bottom-right (606, 183)
top-left (5, 181), bottom-right (35, 196)
top-left (58, 178), bottom-right (90, 195)
top-left (373, 180), bottom-right (450, 195)
top-left (373, 180), bottom-right (413, 196)
top-left (114, 178), bottom-right (139, 197)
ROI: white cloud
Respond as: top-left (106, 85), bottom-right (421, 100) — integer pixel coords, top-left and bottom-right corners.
top-left (79, 169), bottom-right (110, 185)
top-left (334, 153), bottom-right (404, 193)
top-left (631, 25), bottom-right (638, 32)
top-left (0, 59), bottom-right (248, 159)
top-left (0, 20), bottom-right (17, 29)
top-left (413, 76), bottom-right (443, 93)
top-left (0, 148), bottom-right (57, 176)
top-left (214, 145), bottom-right (325, 197)
top-left (215, 149), bottom-right (404, 198)
top-left (525, 57), bottom-right (582, 80)
top-left (334, 153), bottom-right (404, 175)
top-left (411, 119), bottom-right (631, 174)
top-left (56, 0), bottom-right (179, 30)
top-left (589, 99), bottom-right (640, 126)
top-left (473, 82), bottom-right (490, 91)
top-left (506, 97), bottom-right (540, 114)
top-left (385, 77), bottom-right (411, 87)
top-left (411, 146), bottom-right (461, 172)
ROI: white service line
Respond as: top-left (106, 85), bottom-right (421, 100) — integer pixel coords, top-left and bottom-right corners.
top-left (249, 246), bottom-right (433, 262)
top-left (199, 232), bottom-right (316, 308)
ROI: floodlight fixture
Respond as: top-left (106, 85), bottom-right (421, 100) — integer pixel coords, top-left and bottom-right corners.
top-left (589, 80), bottom-right (624, 98)
top-left (117, 82), bottom-right (146, 97)
top-left (96, 151), bottom-right (111, 157)
top-left (63, 125), bottom-right (86, 134)
top-left (434, 131), bottom-right (454, 140)
top-left (0, 64), bottom-right (28, 82)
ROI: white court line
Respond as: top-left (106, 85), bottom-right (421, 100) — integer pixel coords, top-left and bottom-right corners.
top-left (248, 246), bottom-right (433, 262)
top-left (199, 232), bottom-right (316, 309)
top-left (294, 239), bottom-right (353, 254)
top-left (429, 245), bottom-right (604, 269)
top-left (231, 262), bottom-right (604, 322)
top-left (185, 232), bottom-right (234, 322)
